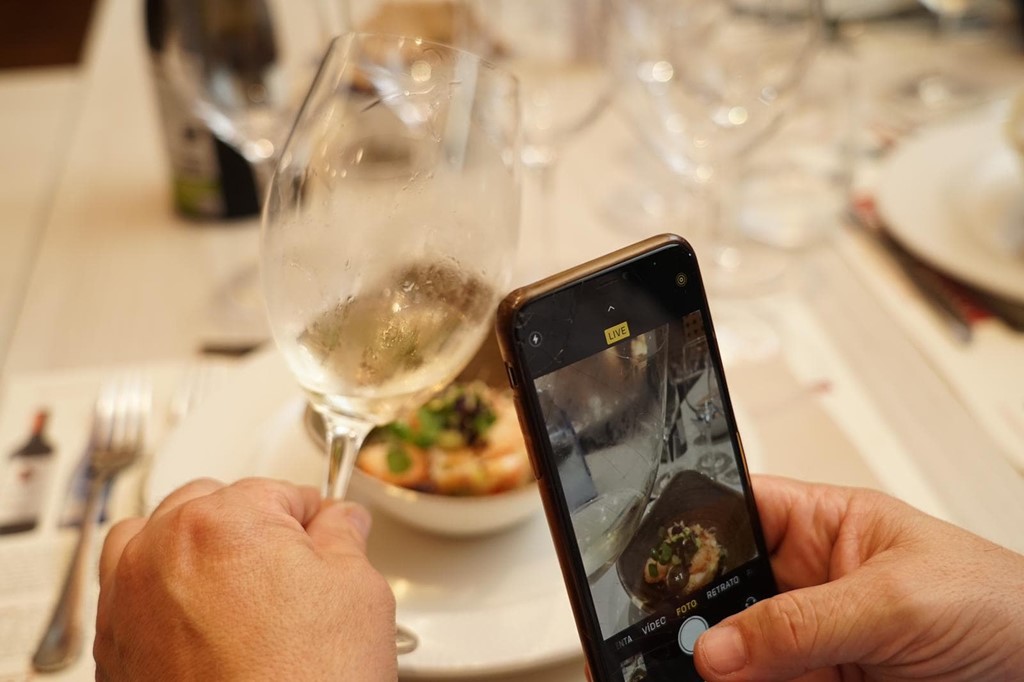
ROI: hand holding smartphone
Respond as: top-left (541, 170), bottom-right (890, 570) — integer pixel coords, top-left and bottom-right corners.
top-left (497, 235), bottom-right (776, 681)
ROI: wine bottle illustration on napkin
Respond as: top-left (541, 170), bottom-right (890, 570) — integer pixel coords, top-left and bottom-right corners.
top-left (0, 410), bottom-right (55, 535)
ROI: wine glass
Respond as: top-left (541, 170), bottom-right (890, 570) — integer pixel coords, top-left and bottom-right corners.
top-left (155, 0), bottom-right (345, 348)
top-left (261, 33), bottom-right (520, 500)
top-left (611, 0), bottom-right (823, 293)
top-left (890, 0), bottom-right (982, 119)
top-left (467, 0), bottom-right (613, 281)
top-left (158, 0), bottom-right (341, 191)
top-left (679, 336), bottom-right (737, 485)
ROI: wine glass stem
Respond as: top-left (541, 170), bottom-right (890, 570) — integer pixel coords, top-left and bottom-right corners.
top-left (531, 160), bottom-right (557, 231)
top-left (251, 158), bottom-right (276, 206)
top-left (935, 8), bottom-right (966, 47)
top-left (693, 148), bottom-right (738, 251)
top-left (321, 414), bottom-right (374, 500)
top-left (520, 157), bottom-right (559, 279)
top-left (921, 6), bottom-right (967, 84)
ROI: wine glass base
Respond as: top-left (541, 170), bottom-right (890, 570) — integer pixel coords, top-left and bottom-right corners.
top-left (707, 304), bottom-right (781, 367)
top-left (201, 262), bottom-right (270, 354)
top-left (602, 183), bottom-right (697, 236)
top-left (738, 162), bottom-right (844, 251)
top-left (888, 71), bottom-right (983, 124)
top-left (699, 239), bottom-right (792, 298)
top-left (676, 236), bottom-right (785, 365)
top-left (693, 450), bottom-right (740, 486)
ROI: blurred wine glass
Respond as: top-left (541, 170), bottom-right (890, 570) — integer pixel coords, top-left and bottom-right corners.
top-left (890, 0), bottom-right (982, 117)
top-left (158, 0), bottom-right (340, 192)
top-left (679, 337), bottom-right (736, 484)
top-left (468, 0), bottom-right (613, 281)
top-left (152, 0), bottom-right (342, 348)
top-left (261, 33), bottom-right (520, 500)
top-left (611, 0), bottom-right (823, 293)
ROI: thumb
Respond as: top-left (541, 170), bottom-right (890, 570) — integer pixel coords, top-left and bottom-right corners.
top-left (695, 580), bottom-right (876, 680)
top-left (305, 501), bottom-right (373, 560)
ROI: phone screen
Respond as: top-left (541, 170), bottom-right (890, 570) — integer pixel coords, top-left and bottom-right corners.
top-left (504, 240), bottom-right (776, 681)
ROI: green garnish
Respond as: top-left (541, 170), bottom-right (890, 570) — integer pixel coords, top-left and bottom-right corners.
top-left (386, 443), bottom-right (412, 474)
top-left (472, 410), bottom-right (497, 435)
top-left (386, 422), bottom-right (411, 440)
top-left (647, 562), bottom-right (659, 579)
top-left (375, 382), bottom-right (498, 450)
top-left (413, 407), bottom-right (445, 447)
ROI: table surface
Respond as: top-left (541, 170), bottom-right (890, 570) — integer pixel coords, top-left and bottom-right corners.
top-left (1, 0), bottom-right (1024, 680)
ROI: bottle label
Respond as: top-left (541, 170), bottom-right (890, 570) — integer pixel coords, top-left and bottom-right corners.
top-left (150, 66), bottom-right (226, 219)
top-left (0, 457), bottom-right (51, 534)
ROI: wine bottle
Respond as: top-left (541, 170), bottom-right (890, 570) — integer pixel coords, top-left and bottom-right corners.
top-left (0, 410), bottom-right (55, 535)
top-left (144, 0), bottom-right (261, 220)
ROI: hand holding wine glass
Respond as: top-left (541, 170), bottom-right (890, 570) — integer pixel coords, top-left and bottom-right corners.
top-left (261, 33), bottom-right (521, 500)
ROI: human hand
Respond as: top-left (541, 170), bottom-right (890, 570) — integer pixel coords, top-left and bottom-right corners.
top-left (95, 478), bottom-right (398, 681)
top-left (694, 476), bottom-right (1024, 681)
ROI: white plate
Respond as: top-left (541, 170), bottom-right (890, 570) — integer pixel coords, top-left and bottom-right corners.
top-left (875, 102), bottom-right (1024, 305)
top-left (144, 350), bottom-right (580, 679)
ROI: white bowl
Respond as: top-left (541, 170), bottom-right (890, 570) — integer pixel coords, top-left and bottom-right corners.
top-left (304, 407), bottom-right (541, 537)
top-left (303, 333), bottom-right (543, 537)
top-left (349, 468), bottom-right (541, 537)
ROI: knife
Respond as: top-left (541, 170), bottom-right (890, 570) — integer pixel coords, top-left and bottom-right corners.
top-left (849, 195), bottom-right (1024, 336)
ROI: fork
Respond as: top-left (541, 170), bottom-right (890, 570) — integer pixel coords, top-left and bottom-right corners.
top-left (129, 363), bottom-right (224, 517)
top-left (168, 363), bottom-right (225, 427)
top-left (32, 376), bottom-right (150, 672)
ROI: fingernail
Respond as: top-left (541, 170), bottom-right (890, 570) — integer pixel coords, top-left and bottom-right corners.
top-left (699, 626), bottom-right (747, 675)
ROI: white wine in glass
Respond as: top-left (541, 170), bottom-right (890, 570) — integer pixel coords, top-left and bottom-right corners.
top-left (262, 33), bottom-right (521, 501)
top-left (293, 264), bottom-right (498, 423)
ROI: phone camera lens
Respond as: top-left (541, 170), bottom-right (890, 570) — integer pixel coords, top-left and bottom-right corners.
top-left (676, 273), bottom-right (688, 287)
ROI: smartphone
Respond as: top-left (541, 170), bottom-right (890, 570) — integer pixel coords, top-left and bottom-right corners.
top-left (496, 234), bottom-right (776, 681)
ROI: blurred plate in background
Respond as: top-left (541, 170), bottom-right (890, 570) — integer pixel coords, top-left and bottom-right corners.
top-left (876, 101), bottom-right (1024, 305)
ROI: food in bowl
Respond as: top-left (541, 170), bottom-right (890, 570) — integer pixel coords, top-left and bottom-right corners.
top-left (642, 521), bottom-right (726, 597)
top-left (357, 381), bottom-right (532, 496)
top-left (303, 333), bottom-right (541, 536)
top-left (616, 470), bottom-right (757, 611)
